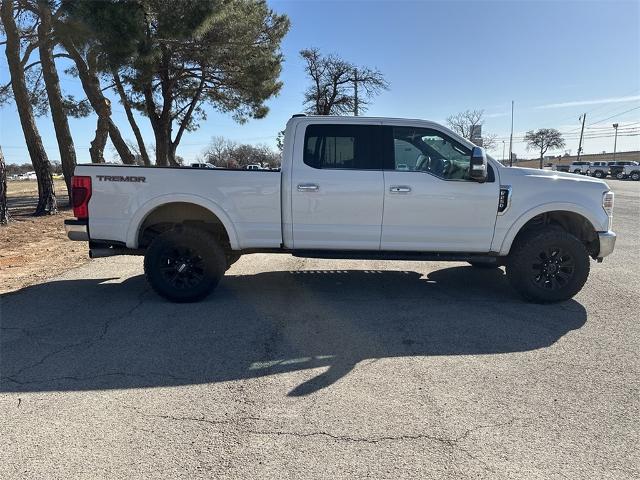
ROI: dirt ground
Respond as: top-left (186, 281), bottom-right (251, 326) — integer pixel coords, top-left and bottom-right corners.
top-left (0, 180), bottom-right (88, 294)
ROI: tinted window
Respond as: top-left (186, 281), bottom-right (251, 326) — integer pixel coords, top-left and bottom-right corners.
top-left (303, 124), bottom-right (380, 170)
top-left (387, 126), bottom-right (472, 180)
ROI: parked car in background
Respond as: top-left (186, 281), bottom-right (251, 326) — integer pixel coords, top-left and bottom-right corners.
top-left (245, 164), bottom-right (262, 170)
top-left (609, 161), bottom-right (640, 180)
top-left (190, 162), bottom-right (216, 169)
top-left (569, 161), bottom-right (590, 174)
top-left (587, 161), bottom-right (610, 179)
top-left (554, 164), bottom-right (570, 173)
top-left (610, 162), bottom-right (640, 180)
top-left (17, 171), bottom-right (37, 180)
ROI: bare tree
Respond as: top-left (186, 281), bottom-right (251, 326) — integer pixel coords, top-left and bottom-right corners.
top-left (446, 109), bottom-right (498, 150)
top-left (0, 146), bottom-right (8, 224)
top-left (1, 0), bottom-right (56, 215)
top-left (204, 137), bottom-right (237, 168)
top-left (203, 137), bottom-right (280, 169)
top-left (300, 48), bottom-right (388, 116)
top-left (524, 129), bottom-right (566, 169)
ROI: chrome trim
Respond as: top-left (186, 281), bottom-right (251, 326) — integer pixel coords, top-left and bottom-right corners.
top-left (597, 231), bottom-right (616, 259)
top-left (497, 185), bottom-right (512, 216)
top-left (64, 221), bottom-right (89, 241)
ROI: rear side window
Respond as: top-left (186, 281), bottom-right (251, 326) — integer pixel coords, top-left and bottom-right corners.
top-left (303, 124), bottom-right (380, 170)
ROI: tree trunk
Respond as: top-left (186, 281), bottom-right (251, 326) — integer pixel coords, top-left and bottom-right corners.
top-left (89, 116), bottom-right (109, 163)
top-left (154, 127), bottom-right (171, 167)
top-left (1, 0), bottom-right (57, 215)
top-left (0, 146), bottom-right (8, 224)
top-left (540, 147), bottom-right (544, 169)
top-left (112, 71), bottom-right (151, 166)
top-left (56, 36), bottom-right (136, 165)
top-left (37, 2), bottom-right (76, 196)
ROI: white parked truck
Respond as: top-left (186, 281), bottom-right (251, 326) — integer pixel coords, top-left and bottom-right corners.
top-left (569, 161), bottom-right (591, 175)
top-left (65, 115), bottom-right (616, 303)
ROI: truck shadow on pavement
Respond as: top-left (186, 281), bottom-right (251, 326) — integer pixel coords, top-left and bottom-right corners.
top-left (0, 266), bottom-right (587, 397)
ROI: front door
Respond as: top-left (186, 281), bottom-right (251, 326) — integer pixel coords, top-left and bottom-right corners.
top-left (381, 125), bottom-right (500, 252)
top-left (291, 123), bottom-right (384, 250)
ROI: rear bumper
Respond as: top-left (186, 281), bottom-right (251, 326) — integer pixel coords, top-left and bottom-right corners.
top-left (64, 219), bottom-right (89, 241)
top-left (597, 231), bottom-right (616, 259)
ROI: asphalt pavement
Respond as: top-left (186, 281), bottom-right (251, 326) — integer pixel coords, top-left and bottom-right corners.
top-left (1, 180), bottom-right (638, 479)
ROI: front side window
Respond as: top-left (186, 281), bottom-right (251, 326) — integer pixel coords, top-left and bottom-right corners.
top-left (389, 127), bottom-right (472, 180)
top-left (303, 124), bottom-right (379, 170)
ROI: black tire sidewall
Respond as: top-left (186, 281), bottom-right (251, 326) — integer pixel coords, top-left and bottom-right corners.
top-left (144, 227), bottom-right (225, 302)
top-left (506, 229), bottom-right (590, 303)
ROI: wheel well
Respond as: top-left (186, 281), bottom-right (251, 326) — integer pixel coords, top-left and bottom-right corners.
top-left (511, 211), bottom-right (599, 257)
top-left (137, 202), bottom-right (231, 250)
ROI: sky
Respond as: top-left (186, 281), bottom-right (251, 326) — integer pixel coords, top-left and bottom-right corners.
top-left (1, 0), bottom-right (639, 165)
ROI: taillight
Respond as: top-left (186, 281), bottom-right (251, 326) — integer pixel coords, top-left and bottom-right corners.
top-left (72, 176), bottom-right (92, 219)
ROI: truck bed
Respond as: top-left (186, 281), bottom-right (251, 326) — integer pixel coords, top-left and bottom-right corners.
top-left (75, 164), bottom-right (282, 250)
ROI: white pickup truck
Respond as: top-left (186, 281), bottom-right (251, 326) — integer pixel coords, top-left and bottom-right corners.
top-left (65, 115), bottom-right (616, 303)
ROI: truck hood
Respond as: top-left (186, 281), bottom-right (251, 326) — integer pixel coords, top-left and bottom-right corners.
top-left (499, 166), bottom-right (610, 188)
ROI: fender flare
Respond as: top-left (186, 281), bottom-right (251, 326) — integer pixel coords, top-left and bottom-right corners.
top-left (496, 202), bottom-right (604, 256)
top-left (125, 193), bottom-right (240, 250)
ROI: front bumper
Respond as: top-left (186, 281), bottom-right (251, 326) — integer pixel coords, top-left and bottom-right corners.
top-left (64, 219), bottom-right (89, 241)
top-left (597, 231), bottom-right (616, 259)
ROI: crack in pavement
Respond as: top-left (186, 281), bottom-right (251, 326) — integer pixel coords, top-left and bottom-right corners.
top-left (127, 406), bottom-right (516, 449)
top-left (121, 405), bottom-right (518, 477)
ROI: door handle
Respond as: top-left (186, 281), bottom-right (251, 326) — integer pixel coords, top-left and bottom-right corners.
top-left (389, 185), bottom-right (411, 193)
top-left (297, 183), bottom-right (319, 192)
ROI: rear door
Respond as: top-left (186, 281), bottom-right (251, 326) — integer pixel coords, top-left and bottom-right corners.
top-left (290, 122), bottom-right (384, 249)
top-left (380, 124), bottom-right (500, 252)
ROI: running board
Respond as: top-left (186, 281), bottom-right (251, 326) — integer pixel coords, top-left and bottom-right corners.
top-left (289, 250), bottom-right (499, 263)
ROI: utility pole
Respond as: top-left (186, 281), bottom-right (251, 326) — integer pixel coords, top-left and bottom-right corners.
top-left (508, 100), bottom-right (514, 167)
top-left (502, 140), bottom-right (506, 163)
top-left (576, 113), bottom-right (586, 162)
top-left (353, 68), bottom-right (359, 116)
top-left (612, 123), bottom-right (619, 163)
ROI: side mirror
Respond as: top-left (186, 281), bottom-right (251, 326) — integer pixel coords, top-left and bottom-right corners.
top-left (469, 146), bottom-right (488, 183)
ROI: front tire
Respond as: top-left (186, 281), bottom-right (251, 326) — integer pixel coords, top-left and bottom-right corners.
top-left (630, 171), bottom-right (640, 181)
top-left (616, 172), bottom-right (626, 180)
top-left (144, 226), bottom-right (225, 302)
top-left (594, 170), bottom-right (605, 179)
top-left (506, 229), bottom-right (590, 303)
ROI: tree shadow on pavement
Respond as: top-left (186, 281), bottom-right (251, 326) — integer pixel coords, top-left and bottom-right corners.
top-left (0, 266), bottom-right (587, 397)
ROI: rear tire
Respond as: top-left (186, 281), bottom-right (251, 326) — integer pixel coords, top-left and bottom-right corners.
top-left (144, 226), bottom-right (225, 303)
top-left (594, 170), bottom-right (605, 179)
top-left (630, 171), bottom-right (640, 181)
top-left (616, 172), bottom-right (626, 180)
top-left (506, 229), bottom-right (590, 303)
